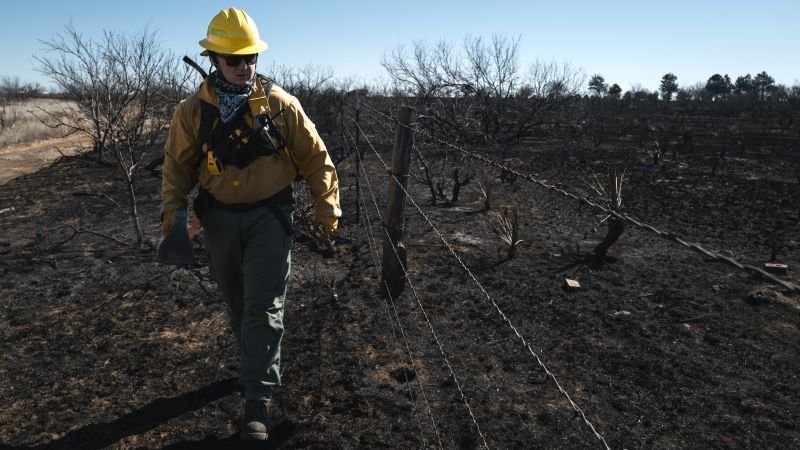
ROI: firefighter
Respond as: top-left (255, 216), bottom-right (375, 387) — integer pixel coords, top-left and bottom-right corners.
top-left (158, 7), bottom-right (340, 441)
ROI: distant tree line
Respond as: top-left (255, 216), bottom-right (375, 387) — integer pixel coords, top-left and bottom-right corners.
top-left (588, 71), bottom-right (797, 103)
top-left (0, 76), bottom-right (45, 101)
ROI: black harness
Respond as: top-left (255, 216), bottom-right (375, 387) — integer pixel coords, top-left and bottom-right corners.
top-left (193, 74), bottom-right (294, 236)
top-left (199, 75), bottom-right (285, 171)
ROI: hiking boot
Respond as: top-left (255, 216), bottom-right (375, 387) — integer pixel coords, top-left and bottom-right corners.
top-left (240, 399), bottom-right (270, 441)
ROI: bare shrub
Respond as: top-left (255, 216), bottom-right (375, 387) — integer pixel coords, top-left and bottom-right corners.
top-left (449, 167), bottom-right (473, 204)
top-left (34, 25), bottom-right (194, 247)
top-left (269, 62), bottom-right (334, 97)
top-left (0, 76), bottom-right (42, 130)
top-left (291, 180), bottom-right (317, 237)
top-left (382, 35), bottom-right (584, 147)
top-left (478, 181), bottom-right (492, 211)
top-left (382, 34), bottom-right (583, 207)
top-left (644, 138), bottom-right (662, 165)
top-left (488, 206), bottom-right (523, 259)
top-left (267, 62), bottom-right (343, 135)
top-left (0, 98), bottom-right (18, 130)
top-left (586, 170), bottom-right (626, 263)
top-left (410, 143), bottom-right (439, 205)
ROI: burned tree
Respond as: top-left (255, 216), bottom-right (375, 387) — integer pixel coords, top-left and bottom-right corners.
top-left (382, 34), bottom-right (583, 205)
top-left (587, 170), bottom-right (626, 265)
top-left (382, 36), bottom-right (584, 147)
top-left (35, 25), bottom-right (197, 247)
top-left (449, 167), bottom-right (473, 204)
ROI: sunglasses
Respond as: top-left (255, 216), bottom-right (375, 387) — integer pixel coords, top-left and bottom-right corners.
top-left (213, 52), bottom-right (258, 66)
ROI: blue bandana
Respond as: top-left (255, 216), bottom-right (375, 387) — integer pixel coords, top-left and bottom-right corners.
top-left (213, 72), bottom-right (254, 123)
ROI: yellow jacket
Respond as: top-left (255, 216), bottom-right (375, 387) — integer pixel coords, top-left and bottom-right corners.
top-left (160, 75), bottom-right (341, 232)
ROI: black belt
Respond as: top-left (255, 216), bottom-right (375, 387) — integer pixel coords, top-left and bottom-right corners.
top-left (194, 185), bottom-right (294, 236)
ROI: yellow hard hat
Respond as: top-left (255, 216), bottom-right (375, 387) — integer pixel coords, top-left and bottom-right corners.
top-left (199, 8), bottom-right (268, 55)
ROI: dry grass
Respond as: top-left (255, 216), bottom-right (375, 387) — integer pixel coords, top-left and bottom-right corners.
top-left (0, 98), bottom-right (78, 147)
top-left (586, 169), bottom-right (625, 212)
top-left (488, 206), bottom-right (523, 259)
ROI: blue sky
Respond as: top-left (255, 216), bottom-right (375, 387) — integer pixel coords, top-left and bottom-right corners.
top-left (1, 1), bottom-right (798, 92)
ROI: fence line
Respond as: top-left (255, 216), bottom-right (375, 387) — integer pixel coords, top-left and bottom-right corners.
top-left (354, 116), bottom-right (612, 450)
top-left (362, 167), bottom-right (490, 450)
top-left (358, 194), bottom-right (433, 449)
top-left (344, 122), bottom-right (444, 448)
top-left (361, 101), bottom-right (800, 295)
top-left (351, 117), bottom-right (492, 448)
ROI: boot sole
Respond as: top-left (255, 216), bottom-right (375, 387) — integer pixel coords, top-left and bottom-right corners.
top-left (240, 430), bottom-right (268, 441)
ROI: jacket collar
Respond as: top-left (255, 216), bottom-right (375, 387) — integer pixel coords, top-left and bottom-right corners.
top-left (198, 73), bottom-right (270, 118)
top-left (198, 74), bottom-right (219, 107)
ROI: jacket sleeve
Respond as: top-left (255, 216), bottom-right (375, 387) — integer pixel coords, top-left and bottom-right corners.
top-left (161, 100), bottom-right (202, 213)
top-left (285, 98), bottom-right (341, 222)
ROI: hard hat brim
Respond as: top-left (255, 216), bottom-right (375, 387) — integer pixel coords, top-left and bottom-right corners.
top-left (199, 39), bottom-right (268, 55)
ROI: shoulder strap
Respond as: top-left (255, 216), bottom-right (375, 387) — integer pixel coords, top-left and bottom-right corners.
top-left (198, 100), bottom-right (218, 148)
top-left (256, 74), bottom-right (301, 180)
top-left (258, 74), bottom-right (274, 102)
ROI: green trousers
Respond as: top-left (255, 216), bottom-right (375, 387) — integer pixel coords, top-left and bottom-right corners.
top-left (203, 203), bottom-right (293, 401)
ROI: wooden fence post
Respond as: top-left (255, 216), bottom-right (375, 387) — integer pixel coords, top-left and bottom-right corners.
top-left (382, 105), bottom-right (416, 298)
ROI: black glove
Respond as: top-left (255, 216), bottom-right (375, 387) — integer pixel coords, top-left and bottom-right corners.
top-left (157, 208), bottom-right (195, 265)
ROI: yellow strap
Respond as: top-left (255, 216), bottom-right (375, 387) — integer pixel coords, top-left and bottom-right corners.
top-left (207, 151), bottom-right (223, 176)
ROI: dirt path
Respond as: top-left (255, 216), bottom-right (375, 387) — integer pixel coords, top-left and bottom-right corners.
top-left (0, 134), bottom-right (89, 184)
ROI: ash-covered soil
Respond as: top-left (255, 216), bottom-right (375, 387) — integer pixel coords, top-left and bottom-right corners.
top-left (0, 124), bottom-right (799, 449)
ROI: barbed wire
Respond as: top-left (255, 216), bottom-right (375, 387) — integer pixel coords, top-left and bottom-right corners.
top-left (361, 182), bottom-right (445, 450)
top-left (381, 221), bottom-right (491, 449)
top-left (343, 122), bottom-right (444, 449)
top-left (354, 116), bottom-right (612, 450)
top-left (358, 194), bottom-right (432, 449)
top-left (352, 119), bottom-right (491, 449)
top-left (361, 101), bottom-right (800, 295)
